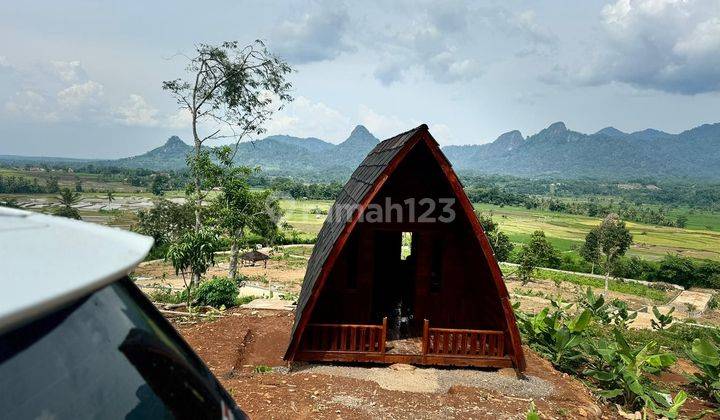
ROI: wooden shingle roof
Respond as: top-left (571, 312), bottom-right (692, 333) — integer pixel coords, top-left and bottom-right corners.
top-left (290, 125), bottom-right (428, 335)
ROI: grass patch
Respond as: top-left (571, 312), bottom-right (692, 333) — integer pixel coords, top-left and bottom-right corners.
top-left (501, 263), bottom-right (669, 302)
top-left (253, 365), bottom-right (272, 374)
top-left (235, 295), bottom-right (258, 306)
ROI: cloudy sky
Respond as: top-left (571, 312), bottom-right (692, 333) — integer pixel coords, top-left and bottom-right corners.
top-left (1, 0), bottom-right (719, 158)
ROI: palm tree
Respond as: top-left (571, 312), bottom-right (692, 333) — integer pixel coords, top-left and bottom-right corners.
top-left (54, 188), bottom-right (82, 219)
top-left (58, 188), bottom-right (82, 207)
top-left (106, 190), bottom-right (115, 203)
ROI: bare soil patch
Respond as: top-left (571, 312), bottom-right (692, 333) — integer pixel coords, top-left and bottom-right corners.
top-left (177, 308), bottom-right (609, 419)
top-left (134, 258), bottom-right (306, 295)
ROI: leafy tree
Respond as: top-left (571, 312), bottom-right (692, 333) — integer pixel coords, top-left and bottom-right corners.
top-left (133, 199), bottom-right (195, 250)
top-left (675, 215), bottom-right (688, 228)
top-left (163, 40), bottom-right (292, 232)
top-left (166, 228), bottom-right (219, 306)
top-left (656, 254), bottom-right (697, 288)
top-left (580, 229), bottom-right (601, 274)
top-left (516, 230), bottom-right (560, 284)
top-left (477, 213), bottom-right (514, 262)
top-left (589, 214), bottom-right (633, 292)
top-left (45, 177), bottom-right (60, 193)
top-left (53, 188), bottom-right (81, 219)
top-left (163, 40), bottom-right (292, 284)
top-left (209, 146), bottom-right (282, 278)
top-left (150, 173), bottom-right (170, 196)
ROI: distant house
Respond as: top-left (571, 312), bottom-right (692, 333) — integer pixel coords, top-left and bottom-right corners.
top-left (285, 125), bottom-right (526, 373)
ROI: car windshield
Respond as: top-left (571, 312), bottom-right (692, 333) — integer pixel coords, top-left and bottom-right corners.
top-left (0, 278), bottom-right (241, 420)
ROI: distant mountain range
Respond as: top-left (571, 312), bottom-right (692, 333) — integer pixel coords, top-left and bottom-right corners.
top-left (443, 121), bottom-right (720, 180)
top-left (109, 125), bottom-right (380, 178)
top-left (2, 121), bottom-right (719, 181)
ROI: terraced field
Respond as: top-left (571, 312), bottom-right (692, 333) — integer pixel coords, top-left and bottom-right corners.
top-left (474, 204), bottom-right (720, 261)
top-left (4, 190), bottom-right (720, 261)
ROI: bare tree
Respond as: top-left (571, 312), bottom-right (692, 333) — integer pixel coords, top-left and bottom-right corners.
top-left (163, 40), bottom-right (292, 284)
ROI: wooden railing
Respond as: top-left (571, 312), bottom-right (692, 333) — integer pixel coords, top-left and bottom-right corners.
top-left (422, 319), bottom-right (505, 358)
top-left (302, 317), bottom-right (387, 354)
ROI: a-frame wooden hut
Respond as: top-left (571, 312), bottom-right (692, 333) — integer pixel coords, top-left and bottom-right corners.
top-left (285, 125), bottom-right (526, 372)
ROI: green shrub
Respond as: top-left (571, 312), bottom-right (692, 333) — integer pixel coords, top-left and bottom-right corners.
top-left (195, 277), bottom-right (238, 308)
top-left (253, 365), bottom-right (272, 374)
top-left (147, 286), bottom-right (185, 304)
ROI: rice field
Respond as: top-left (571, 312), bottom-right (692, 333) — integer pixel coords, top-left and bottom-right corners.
top-left (473, 204), bottom-right (720, 261)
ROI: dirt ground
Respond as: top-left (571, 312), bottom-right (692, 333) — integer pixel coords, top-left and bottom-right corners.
top-left (135, 257), bottom-right (306, 295)
top-left (176, 308), bottom-right (611, 419)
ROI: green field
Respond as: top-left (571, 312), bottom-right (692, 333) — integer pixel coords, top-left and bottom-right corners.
top-left (4, 178), bottom-right (720, 262)
top-left (473, 204), bottom-right (720, 261)
top-left (276, 199), bottom-right (720, 262)
top-left (279, 198), bottom-right (332, 240)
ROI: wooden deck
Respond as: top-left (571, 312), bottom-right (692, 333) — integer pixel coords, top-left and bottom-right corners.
top-left (296, 318), bottom-right (513, 368)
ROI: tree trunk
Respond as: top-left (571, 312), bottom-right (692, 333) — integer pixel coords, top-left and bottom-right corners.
top-left (190, 113), bottom-right (202, 286)
top-left (228, 228), bottom-right (244, 279)
top-left (590, 262), bottom-right (595, 275)
top-left (604, 270), bottom-right (610, 293)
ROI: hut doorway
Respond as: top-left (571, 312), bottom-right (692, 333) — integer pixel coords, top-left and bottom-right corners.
top-left (371, 229), bottom-right (419, 343)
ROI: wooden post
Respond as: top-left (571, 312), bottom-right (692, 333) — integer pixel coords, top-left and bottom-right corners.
top-left (380, 317), bottom-right (388, 355)
top-left (422, 319), bottom-right (429, 363)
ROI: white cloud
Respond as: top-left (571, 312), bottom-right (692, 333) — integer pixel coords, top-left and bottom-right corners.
top-left (265, 96), bottom-right (351, 142)
top-left (357, 104), bottom-right (419, 138)
top-left (57, 80), bottom-right (104, 110)
top-left (271, 2), bottom-right (355, 64)
top-left (165, 108), bottom-right (192, 130)
top-left (115, 94), bottom-right (159, 126)
top-left (263, 98), bottom-right (453, 144)
top-left (1, 60), bottom-right (110, 123)
top-left (512, 10), bottom-right (558, 56)
top-left (552, 0), bottom-right (720, 94)
top-left (428, 123), bottom-right (454, 144)
top-left (4, 90), bottom-right (49, 118)
top-left (50, 60), bottom-right (87, 84)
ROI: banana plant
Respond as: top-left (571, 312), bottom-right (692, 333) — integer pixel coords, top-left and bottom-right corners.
top-left (519, 301), bottom-right (592, 370)
top-left (583, 329), bottom-right (684, 417)
top-left (525, 401), bottom-right (540, 420)
top-left (651, 306), bottom-right (674, 331)
top-left (610, 299), bottom-right (637, 328)
top-left (686, 338), bottom-right (720, 405)
top-left (578, 286), bottom-right (611, 324)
